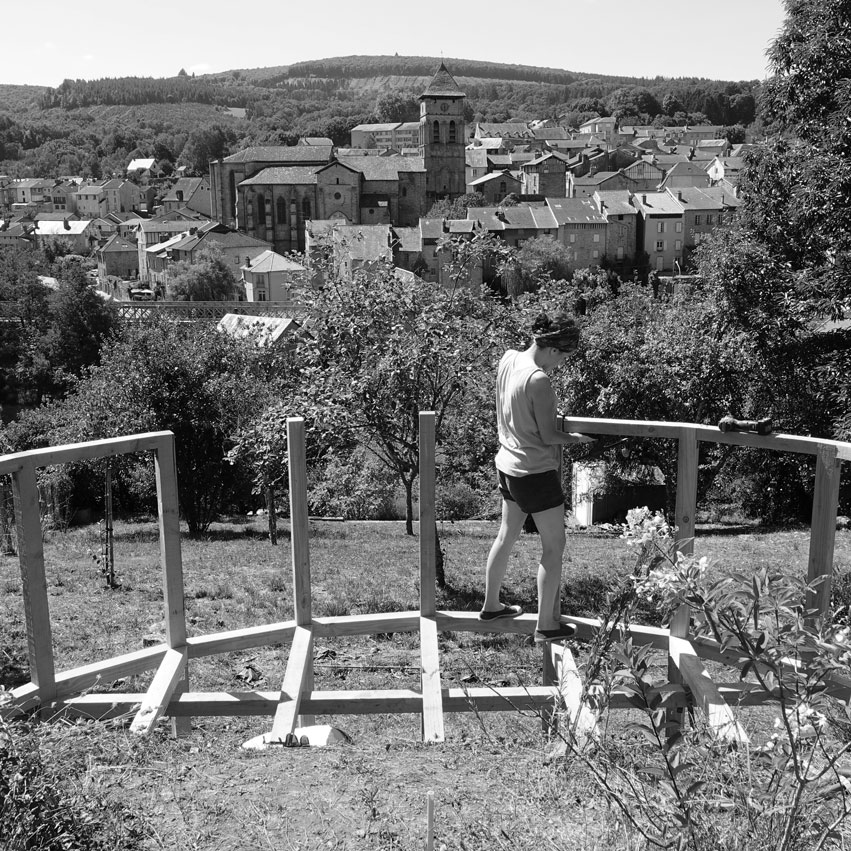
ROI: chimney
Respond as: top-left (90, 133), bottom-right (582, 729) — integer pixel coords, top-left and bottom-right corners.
top-left (63, 218), bottom-right (70, 230)
top-left (677, 190), bottom-right (683, 202)
top-left (642, 194), bottom-right (647, 204)
top-left (442, 218), bottom-right (448, 233)
top-left (245, 255), bottom-right (251, 267)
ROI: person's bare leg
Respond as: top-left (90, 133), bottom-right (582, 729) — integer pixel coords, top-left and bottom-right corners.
top-left (531, 504), bottom-right (566, 631)
top-left (483, 498), bottom-right (527, 611)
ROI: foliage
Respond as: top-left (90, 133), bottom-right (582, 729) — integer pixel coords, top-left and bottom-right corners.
top-left (515, 235), bottom-right (574, 292)
top-left (426, 192), bottom-right (488, 220)
top-left (557, 508), bottom-right (851, 851)
top-left (166, 243), bottom-right (239, 301)
top-left (29, 317), bottom-right (269, 534)
top-left (0, 712), bottom-right (144, 850)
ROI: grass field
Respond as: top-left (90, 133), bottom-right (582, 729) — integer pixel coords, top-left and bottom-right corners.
top-left (3, 517), bottom-right (851, 850)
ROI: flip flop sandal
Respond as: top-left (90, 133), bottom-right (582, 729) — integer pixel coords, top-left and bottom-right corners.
top-left (478, 604), bottom-right (523, 621)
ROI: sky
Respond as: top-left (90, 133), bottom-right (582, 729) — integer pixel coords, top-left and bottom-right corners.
top-left (2, 0), bottom-right (788, 89)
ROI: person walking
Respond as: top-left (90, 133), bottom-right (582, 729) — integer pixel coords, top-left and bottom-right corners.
top-left (479, 312), bottom-right (594, 643)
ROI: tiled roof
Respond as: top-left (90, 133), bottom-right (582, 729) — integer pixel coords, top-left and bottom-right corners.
top-left (419, 218), bottom-right (476, 239)
top-left (664, 161), bottom-right (711, 178)
top-left (100, 233), bottom-right (137, 252)
top-left (546, 198), bottom-right (607, 226)
top-left (392, 226), bottom-right (421, 252)
top-left (475, 122), bottom-right (529, 138)
top-left (632, 191), bottom-right (683, 214)
top-left (422, 62), bottom-right (465, 97)
top-left (467, 205), bottom-right (558, 230)
top-left (352, 123), bottom-right (401, 132)
top-left (240, 166), bottom-right (322, 186)
top-left (592, 191), bottom-right (637, 216)
top-left (223, 145), bottom-right (333, 164)
top-left (242, 249), bottom-right (305, 273)
top-left (299, 137), bottom-right (333, 146)
top-left (337, 155), bottom-right (425, 180)
top-left (35, 220), bottom-right (93, 236)
top-left (468, 171), bottom-right (520, 187)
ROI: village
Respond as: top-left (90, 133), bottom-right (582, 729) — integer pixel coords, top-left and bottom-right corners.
top-left (0, 63), bottom-right (748, 303)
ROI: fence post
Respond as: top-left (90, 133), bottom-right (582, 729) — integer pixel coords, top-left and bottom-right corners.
top-left (807, 443), bottom-right (841, 619)
top-left (419, 411), bottom-right (444, 742)
top-left (668, 429), bottom-right (698, 729)
top-left (154, 435), bottom-right (190, 735)
top-left (11, 461), bottom-right (55, 715)
top-left (286, 417), bottom-right (314, 726)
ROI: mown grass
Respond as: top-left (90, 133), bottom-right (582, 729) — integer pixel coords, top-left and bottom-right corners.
top-left (2, 518), bottom-right (851, 849)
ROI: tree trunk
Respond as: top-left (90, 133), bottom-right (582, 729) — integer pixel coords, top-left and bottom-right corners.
top-left (265, 483), bottom-right (277, 546)
top-left (404, 477), bottom-right (414, 536)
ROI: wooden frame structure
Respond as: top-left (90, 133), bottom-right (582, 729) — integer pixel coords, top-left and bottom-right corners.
top-left (2, 415), bottom-right (850, 745)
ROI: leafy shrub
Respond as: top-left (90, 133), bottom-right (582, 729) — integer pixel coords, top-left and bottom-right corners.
top-left (435, 478), bottom-right (484, 521)
top-left (308, 448), bottom-right (400, 520)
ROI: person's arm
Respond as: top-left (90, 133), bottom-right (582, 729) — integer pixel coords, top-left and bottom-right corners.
top-left (528, 372), bottom-right (595, 445)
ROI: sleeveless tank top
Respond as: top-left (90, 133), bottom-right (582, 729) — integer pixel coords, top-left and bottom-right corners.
top-left (494, 349), bottom-right (559, 476)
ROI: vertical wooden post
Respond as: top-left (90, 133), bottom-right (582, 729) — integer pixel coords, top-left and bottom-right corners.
top-left (419, 412), bottom-right (437, 619)
top-left (286, 417), bottom-right (314, 725)
top-left (807, 443), bottom-right (841, 619)
top-left (154, 435), bottom-right (190, 735)
top-left (11, 461), bottom-right (55, 714)
top-left (668, 429), bottom-right (698, 729)
top-left (419, 411), bottom-right (444, 742)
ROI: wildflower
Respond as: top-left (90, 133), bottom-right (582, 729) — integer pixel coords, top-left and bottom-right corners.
top-left (777, 702), bottom-right (828, 742)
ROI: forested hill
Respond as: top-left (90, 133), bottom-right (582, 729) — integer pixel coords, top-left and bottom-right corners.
top-left (0, 54), bottom-right (759, 178)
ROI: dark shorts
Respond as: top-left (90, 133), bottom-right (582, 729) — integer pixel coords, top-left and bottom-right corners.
top-left (497, 469), bottom-right (565, 515)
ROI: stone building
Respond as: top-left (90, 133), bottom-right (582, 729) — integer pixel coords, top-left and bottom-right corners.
top-left (419, 63), bottom-right (467, 202)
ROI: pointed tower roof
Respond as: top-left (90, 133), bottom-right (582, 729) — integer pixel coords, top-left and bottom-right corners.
top-left (421, 62), bottom-right (465, 98)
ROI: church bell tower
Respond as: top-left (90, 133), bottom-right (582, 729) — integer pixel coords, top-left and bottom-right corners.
top-left (419, 62), bottom-right (466, 202)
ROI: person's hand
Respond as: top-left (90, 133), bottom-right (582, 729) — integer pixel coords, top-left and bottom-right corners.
top-left (571, 433), bottom-right (597, 444)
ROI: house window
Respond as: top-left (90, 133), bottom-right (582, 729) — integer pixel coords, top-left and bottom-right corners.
top-left (655, 240), bottom-right (665, 252)
top-left (694, 215), bottom-right (702, 226)
top-left (616, 246), bottom-right (624, 260)
top-left (302, 198), bottom-right (311, 219)
top-left (675, 221), bottom-right (683, 233)
top-left (569, 234), bottom-right (576, 244)
top-left (334, 192), bottom-right (342, 200)
top-left (717, 213), bottom-right (723, 225)
top-left (256, 193), bottom-right (267, 228)
top-left (592, 250), bottom-right (599, 259)
top-left (449, 121), bottom-right (456, 143)
top-left (432, 120), bottom-right (440, 144)
top-left (593, 233), bottom-right (600, 243)
top-left (276, 197), bottom-right (286, 224)
top-left (257, 289), bottom-right (266, 302)
top-left (500, 182), bottom-right (507, 193)
top-left (706, 214), bottom-right (714, 225)
top-left (657, 221), bottom-right (665, 233)
top-left (675, 239), bottom-right (682, 250)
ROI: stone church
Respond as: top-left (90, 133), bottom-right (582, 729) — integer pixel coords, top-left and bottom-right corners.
top-left (208, 63), bottom-right (467, 254)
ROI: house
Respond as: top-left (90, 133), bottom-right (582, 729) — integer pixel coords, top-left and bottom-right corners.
top-left (473, 122), bottom-right (531, 143)
top-left (706, 156), bottom-right (745, 189)
top-left (349, 123), bottom-right (401, 149)
top-left (467, 170), bottom-right (522, 204)
top-left (240, 249), bottom-right (306, 304)
top-left (160, 177), bottom-right (212, 217)
top-left (569, 170), bottom-right (636, 198)
top-left (74, 184), bottom-right (108, 218)
top-left (465, 147), bottom-right (489, 187)
top-left (621, 158), bottom-right (666, 190)
top-left (665, 186), bottom-right (740, 260)
top-left (0, 221), bottom-right (35, 250)
top-left (417, 217), bottom-right (484, 286)
top-left (578, 117), bottom-right (618, 143)
top-left (34, 219), bottom-right (98, 253)
top-left (520, 152), bottom-right (569, 197)
top-left (127, 158), bottom-right (156, 179)
top-left (96, 233), bottom-right (139, 281)
top-left (696, 138), bottom-right (730, 157)
top-left (631, 190), bottom-right (685, 273)
top-left (593, 190), bottom-right (638, 274)
top-left (133, 215), bottom-right (216, 280)
top-left (658, 161), bottom-right (712, 191)
top-left (100, 178), bottom-right (145, 214)
top-left (545, 198), bottom-right (608, 267)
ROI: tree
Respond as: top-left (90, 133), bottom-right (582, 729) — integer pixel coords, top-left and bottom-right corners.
top-left (374, 91), bottom-right (419, 123)
top-left (167, 244), bottom-right (238, 301)
top-left (515, 235), bottom-right (574, 292)
top-left (279, 263), bottom-right (513, 534)
top-left (426, 193), bottom-right (487, 219)
top-left (38, 317), bottom-right (267, 534)
top-left (179, 124), bottom-right (235, 175)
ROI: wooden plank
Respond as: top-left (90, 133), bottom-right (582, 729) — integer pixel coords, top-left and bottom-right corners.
top-left (269, 625), bottom-right (313, 739)
top-left (419, 411), bottom-right (437, 618)
top-left (313, 611), bottom-right (419, 638)
top-left (154, 434), bottom-right (190, 736)
top-left (53, 646), bottom-right (167, 697)
top-left (11, 461), bottom-right (55, 708)
top-left (420, 615), bottom-right (444, 742)
top-left (551, 643), bottom-right (598, 743)
top-left (56, 681), bottom-right (777, 721)
top-left (129, 647), bottom-right (188, 736)
top-left (669, 635), bottom-right (749, 744)
top-left (286, 418), bottom-right (314, 726)
top-left (187, 621), bottom-right (298, 656)
top-left (154, 435), bottom-right (186, 648)
top-left (287, 418), bottom-right (312, 626)
top-left (0, 432), bottom-right (174, 475)
top-left (675, 428), bottom-right (698, 554)
top-left (807, 443), bottom-right (841, 618)
top-left (557, 416), bottom-right (851, 461)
